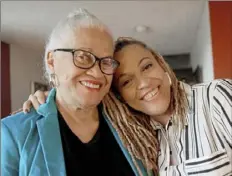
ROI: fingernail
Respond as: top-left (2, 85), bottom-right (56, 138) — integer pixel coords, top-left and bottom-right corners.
top-left (24, 109), bottom-right (29, 114)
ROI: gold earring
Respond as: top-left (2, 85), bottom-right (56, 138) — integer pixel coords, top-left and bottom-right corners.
top-left (49, 73), bottom-right (59, 87)
top-left (165, 72), bottom-right (172, 85)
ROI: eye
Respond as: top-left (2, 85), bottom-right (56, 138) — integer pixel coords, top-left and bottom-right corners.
top-left (79, 55), bottom-right (88, 60)
top-left (122, 79), bottom-right (132, 87)
top-left (142, 63), bottom-right (153, 72)
top-left (75, 53), bottom-right (93, 64)
top-left (101, 58), bottom-right (113, 67)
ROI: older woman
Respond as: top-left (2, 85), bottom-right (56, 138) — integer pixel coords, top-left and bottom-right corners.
top-left (1, 10), bottom-right (158, 176)
top-left (24, 37), bottom-right (232, 176)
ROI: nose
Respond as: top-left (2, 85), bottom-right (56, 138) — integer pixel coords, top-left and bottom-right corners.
top-left (86, 62), bottom-right (104, 78)
top-left (136, 77), bottom-right (150, 90)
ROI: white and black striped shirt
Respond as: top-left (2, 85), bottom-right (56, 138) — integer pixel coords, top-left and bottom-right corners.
top-left (152, 79), bottom-right (232, 176)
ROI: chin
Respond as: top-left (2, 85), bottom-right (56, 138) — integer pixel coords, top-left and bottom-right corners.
top-left (84, 98), bottom-right (101, 105)
top-left (141, 104), bottom-right (169, 116)
top-left (75, 95), bottom-right (102, 109)
top-left (77, 101), bottom-right (100, 109)
top-left (142, 109), bottom-right (162, 116)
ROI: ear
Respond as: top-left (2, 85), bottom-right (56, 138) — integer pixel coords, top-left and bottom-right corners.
top-left (46, 51), bottom-right (55, 72)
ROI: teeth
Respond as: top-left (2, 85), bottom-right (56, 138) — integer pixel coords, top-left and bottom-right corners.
top-left (81, 81), bottom-right (100, 89)
top-left (143, 88), bottom-right (158, 101)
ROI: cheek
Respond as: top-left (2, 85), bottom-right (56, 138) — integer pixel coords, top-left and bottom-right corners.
top-left (120, 88), bottom-right (136, 102)
top-left (54, 59), bottom-right (73, 76)
top-left (55, 64), bottom-right (85, 84)
top-left (106, 76), bottom-right (113, 85)
top-left (104, 76), bottom-right (113, 92)
top-left (162, 72), bottom-right (171, 87)
top-left (58, 70), bottom-right (83, 83)
top-left (150, 67), bottom-right (165, 79)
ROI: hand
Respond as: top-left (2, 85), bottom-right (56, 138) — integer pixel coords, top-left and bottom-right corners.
top-left (10, 108), bottom-right (23, 115)
top-left (22, 90), bottom-right (49, 114)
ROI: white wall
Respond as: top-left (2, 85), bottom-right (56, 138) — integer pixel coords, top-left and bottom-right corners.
top-left (190, 2), bottom-right (214, 83)
top-left (10, 44), bottom-right (46, 111)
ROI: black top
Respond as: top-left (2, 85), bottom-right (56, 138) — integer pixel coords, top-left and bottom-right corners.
top-left (57, 109), bottom-right (135, 176)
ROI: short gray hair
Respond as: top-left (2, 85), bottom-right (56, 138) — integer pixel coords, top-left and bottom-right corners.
top-left (44, 8), bottom-right (112, 81)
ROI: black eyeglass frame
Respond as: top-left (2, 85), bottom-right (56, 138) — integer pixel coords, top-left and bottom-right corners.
top-left (53, 48), bottom-right (120, 75)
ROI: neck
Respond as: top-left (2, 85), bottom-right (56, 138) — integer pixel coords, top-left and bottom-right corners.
top-left (55, 91), bottom-right (100, 143)
top-left (56, 92), bottom-right (99, 126)
top-left (150, 108), bottom-right (173, 126)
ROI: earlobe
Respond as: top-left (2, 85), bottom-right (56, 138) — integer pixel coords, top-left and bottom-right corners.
top-left (46, 51), bottom-right (55, 72)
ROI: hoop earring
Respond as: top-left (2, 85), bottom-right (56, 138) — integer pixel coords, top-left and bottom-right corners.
top-left (49, 73), bottom-right (59, 88)
top-left (165, 72), bottom-right (172, 85)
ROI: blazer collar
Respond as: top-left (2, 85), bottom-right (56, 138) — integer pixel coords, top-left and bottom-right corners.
top-left (36, 88), bottom-right (66, 176)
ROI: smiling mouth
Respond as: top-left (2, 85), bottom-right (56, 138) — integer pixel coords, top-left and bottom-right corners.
top-left (142, 86), bottom-right (160, 101)
top-left (80, 81), bottom-right (102, 89)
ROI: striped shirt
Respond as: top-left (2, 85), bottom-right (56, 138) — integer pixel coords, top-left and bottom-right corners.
top-left (152, 79), bottom-right (232, 176)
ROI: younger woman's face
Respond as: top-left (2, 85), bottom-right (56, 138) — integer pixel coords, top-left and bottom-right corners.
top-left (113, 44), bottom-right (171, 116)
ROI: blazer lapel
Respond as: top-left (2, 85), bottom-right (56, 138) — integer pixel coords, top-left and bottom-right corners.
top-left (101, 107), bottom-right (151, 176)
top-left (36, 89), bottom-right (66, 176)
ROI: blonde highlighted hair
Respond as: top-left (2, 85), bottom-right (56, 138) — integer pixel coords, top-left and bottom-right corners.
top-left (103, 37), bottom-right (189, 174)
top-left (102, 37), bottom-right (188, 175)
top-left (113, 37), bottom-right (189, 126)
top-left (102, 92), bottom-right (158, 175)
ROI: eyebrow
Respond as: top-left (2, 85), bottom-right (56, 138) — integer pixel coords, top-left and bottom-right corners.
top-left (138, 57), bottom-right (151, 67)
top-left (117, 57), bottom-right (151, 82)
top-left (79, 47), bottom-right (93, 51)
top-left (79, 48), bottom-right (112, 58)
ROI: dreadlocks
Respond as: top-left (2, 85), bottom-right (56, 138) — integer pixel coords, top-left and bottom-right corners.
top-left (102, 37), bottom-right (189, 175)
top-left (102, 91), bottom-right (158, 175)
top-left (114, 37), bottom-right (189, 126)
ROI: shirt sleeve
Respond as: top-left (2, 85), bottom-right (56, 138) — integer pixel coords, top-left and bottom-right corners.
top-left (1, 121), bottom-right (20, 176)
top-left (212, 79), bottom-right (232, 148)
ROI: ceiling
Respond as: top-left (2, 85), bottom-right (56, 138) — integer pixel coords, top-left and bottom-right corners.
top-left (1, 0), bottom-right (206, 55)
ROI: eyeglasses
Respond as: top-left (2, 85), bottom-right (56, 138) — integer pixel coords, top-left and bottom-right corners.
top-left (53, 49), bottom-right (120, 75)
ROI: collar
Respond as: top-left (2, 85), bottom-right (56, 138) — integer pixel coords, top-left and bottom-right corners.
top-left (37, 88), bottom-right (57, 117)
top-left (35, 88), bottom-right (66, 176)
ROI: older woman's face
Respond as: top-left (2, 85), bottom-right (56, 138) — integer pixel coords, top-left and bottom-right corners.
top-left (48, 28), bottom-right (114, 108)
top-left (114, 44), bottom-right (171, 116)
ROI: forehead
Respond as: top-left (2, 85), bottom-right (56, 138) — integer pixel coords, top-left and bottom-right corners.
top-left (114, 44), bottom-right (153, 73)
top-left (115, 44), bottom-right (153, 62)
top-left (64, 27), bottom-right (114, 56)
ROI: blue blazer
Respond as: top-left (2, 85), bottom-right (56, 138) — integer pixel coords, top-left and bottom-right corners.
top-left (1, 89), bottom-right (153, 176)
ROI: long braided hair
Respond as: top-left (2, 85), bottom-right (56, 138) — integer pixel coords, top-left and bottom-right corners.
top-left (102, 37), bottom-right (189, 174)
top-left (102, 91), bottom-right (158, 175)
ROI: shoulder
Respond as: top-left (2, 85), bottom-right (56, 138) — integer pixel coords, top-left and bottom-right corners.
top-left (181, 79), bottom-right (231, 114)
top-left (191, 79), bottom-right (231, 91)
top-left (189, 79), bottom-right (231, 99)
top-left (208, 79), bottom-right (232, 111)
top-left (209, 79), bottom-right (232, 99)
top-left (1, 109), bottom-right (44, 174)
top-left (1, 109), bottom-right (42, 146)
top-left (2, 108), bottom-right (42, 130)
top-left (189, 79), bottom-right (231, 116)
